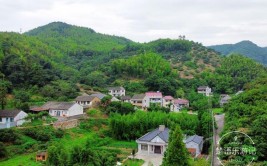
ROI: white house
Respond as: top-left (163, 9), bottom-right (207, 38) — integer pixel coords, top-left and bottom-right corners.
top-left (75, 95), bottom-right (101, 108)
top-left (108, 87), bottom-right (125, 97)
top-left (162, 96), bottom-right (174, 108)
top-left (235, 90), bottom-right (244, 95)
top-left (143, 91), bottom-right (163, 108)
top-left (170, 99), bottom-right (189, 112)
top-left (37, 102), bottom-right (83, 117)
top-left (0, 110), bottom-right (28, 129)
top-left (136, 125), bottom-right (169, 155)
top-left (136, 125), bottom-right (203, 158)
top-left (184, 135), bottom-right (204, 157)
top-left (220, 94), bottom-right (231, 107)
top-left (197, 86), bottom-right (212, 96)
top-left (130, 94), bottom-right (145, 107)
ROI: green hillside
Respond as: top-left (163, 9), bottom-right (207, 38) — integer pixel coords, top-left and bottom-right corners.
top-left (25, 22), bottom-right (132, 53)
top-left (209, 40), bottom-right (267, 65)
top-left (2, 22), bottom-right (263, 100)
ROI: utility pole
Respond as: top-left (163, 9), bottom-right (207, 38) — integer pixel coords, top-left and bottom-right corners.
top-left (209, 96), bottom-right (216, 166)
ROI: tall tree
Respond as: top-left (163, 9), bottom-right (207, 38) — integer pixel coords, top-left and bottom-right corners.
top-left (0, 79), bottom-right (10, 109)
top-left (162, 125), bottom-right (189, 166)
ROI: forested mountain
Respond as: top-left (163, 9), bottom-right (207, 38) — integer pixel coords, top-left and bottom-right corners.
top-left (0, 22), bottom-right (221, 88)
top-left (0, 22), bottom-right (265, 105)
top-left (25, 22), bottom-right (132, 53)
top-left (209, 40), bottom-right (267, 65)
top-left (222, 77), bottom-right (267, 162)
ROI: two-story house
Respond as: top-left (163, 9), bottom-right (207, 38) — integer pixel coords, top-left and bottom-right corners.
top-left (130, 94), bottom-right (145, 107)
top-left (143, 91), bottom-right (163, 108)
top-left (170, 98), bottom-right (189, 112)
top-left (107, 87), bottom-right (125, 97)
top-left (162, 96), bottom-right (174, 108)
top-left (197, 86), bottom-right (212, 96)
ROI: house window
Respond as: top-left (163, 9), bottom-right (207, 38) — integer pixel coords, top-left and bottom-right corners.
top-left (10, 118), bottom-right (14, 122)
top-left (141, 144), bottom-right (148, 151)
top-left (0, 118), bottom-right (2, 122)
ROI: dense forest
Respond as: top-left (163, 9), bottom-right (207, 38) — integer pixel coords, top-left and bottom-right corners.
top-left (209, 40), bottom-right (267, 66)
top-left (222, 77), bottom-right (267, 163)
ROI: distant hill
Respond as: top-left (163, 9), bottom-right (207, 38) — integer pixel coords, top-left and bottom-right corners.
top-left (25, 21), bottom-right (132, 53)
top-left (208, 40), bottom-right (267, 65)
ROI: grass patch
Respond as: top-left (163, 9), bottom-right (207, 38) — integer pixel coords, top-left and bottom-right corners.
top-left (213, 108), bottom-right (223, 114)
top-left (0, 153), bottom-right (41, 166)
top-left (107, 140), bottom-right (137, 149)
top-left (123, 159), bottom-right (144, 166)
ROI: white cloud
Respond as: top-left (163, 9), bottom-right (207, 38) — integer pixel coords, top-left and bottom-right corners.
top-left (0, 0), bottom-right (267, 46)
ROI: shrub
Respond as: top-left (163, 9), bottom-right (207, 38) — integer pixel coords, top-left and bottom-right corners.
top-left (0, 128), bottom-right (19, 143)
top-left (54, 129), bottom-right (65, 138)
top-left (0, 142), bottom-right (8, 158)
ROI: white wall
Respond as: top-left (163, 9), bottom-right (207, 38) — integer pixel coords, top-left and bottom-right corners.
top-left (186, 142), bottom-right (201, 157)
top-left (68, 103), bottom-right (83, 116)
top-left (143, 96), bottom-right (162, 108)
top-left (14, 111), bottom-right (28, 126)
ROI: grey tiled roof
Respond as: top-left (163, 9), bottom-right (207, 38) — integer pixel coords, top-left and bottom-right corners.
top-left (107, 87), bottom-right (125, 91)
top-left (0, 110), bottom-right (21, 117)
top-left (197, 86), bottom-right (209, 90)
top-left (137, 127), bottom-right (169, 143)
top-left (42, 102), bottom-right (75, 110)
top-left (75, 95), bottom-right (96, 102)
top-left (185, 135), bottom-right (203, 145)
top-left (131, 94), bottom-right (145, 100)
top-left (89, 93), bottom-right (106, 100)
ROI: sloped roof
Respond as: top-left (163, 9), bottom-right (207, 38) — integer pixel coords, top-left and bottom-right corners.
top-left (89, 93), bottom-right (106, 100)
top-left (235, 90), bottom-right (244, 95)
top-left (145, 91), bottom-right (162, 97)
top-left (197, 86), bottom-right (210, 90)
top-left (131, 94), bottom-right (145, 100)
top-left (111, 96), bottom-right (120, 101)
top-left (108, 87), bottom-right (125, 91)
top-left (163, 96), bottom-right (174, 100)
top-left (42, 102), bottom-right (75, 110)
top-left (221, 95), bottom-right (231, 101)
top-left (185, 135), bottom-right (203, 145)
top-left (173, 99), bottom-right (189, 105)
top-left (137, 126), bottom-right (169, 143)
top-left (0, 110), bottom-right (22, 117)
top-left (75, 95), bottom-right (96, 102)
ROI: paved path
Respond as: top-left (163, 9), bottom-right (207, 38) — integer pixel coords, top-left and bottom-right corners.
top-left (214, 114), bottom-right (225, 166)
top-left (134, 153), bottom-right (163, 166)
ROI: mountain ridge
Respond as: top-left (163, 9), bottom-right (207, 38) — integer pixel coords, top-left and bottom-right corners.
top-left (208, 40), bottom-right (267, 65)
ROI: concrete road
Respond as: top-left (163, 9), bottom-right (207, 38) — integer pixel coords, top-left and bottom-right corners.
top-left (214, 114), bottom-right (225, 166)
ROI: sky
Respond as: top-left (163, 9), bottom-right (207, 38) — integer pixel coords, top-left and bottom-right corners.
top-left (1, 0), bottom-right (267, 46)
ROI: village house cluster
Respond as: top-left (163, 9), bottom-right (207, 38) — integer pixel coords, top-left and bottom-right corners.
top-left (0, 85), bottom-right (233, 130)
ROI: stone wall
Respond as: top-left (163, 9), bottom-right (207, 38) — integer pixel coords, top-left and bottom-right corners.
top-left (53, 119), bottom-right (78, 129)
